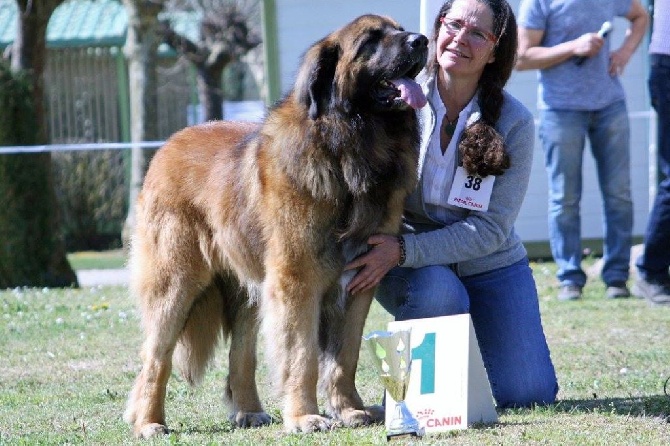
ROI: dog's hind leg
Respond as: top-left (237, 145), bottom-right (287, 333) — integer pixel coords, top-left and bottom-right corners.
top-left (322, 288), bottom-right (384, 427)
top-left (124, 217), bottom-right (212, 438)
top-left (124, 289), bottom-right (191, 437)
top-left (225, 285), bottom-right (272, 428)
top-left (124, 278), bottom-right (209, 439)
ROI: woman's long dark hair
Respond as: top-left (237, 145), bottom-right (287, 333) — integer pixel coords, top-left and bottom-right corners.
top-left (427, 0), bottom-right (517, 176)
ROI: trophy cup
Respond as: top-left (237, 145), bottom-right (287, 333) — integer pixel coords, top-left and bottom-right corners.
top-left (363, 330), bottom-right (424, 441)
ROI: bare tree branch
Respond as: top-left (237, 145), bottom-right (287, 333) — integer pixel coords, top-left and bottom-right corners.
top-left (159, 0), bottom-right (262, 120)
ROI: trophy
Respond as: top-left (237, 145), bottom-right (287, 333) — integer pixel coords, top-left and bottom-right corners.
top-left (363, 329), bottom-right (424, 441)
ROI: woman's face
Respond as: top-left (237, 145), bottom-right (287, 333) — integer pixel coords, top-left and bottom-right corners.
top-left (436, 0), bottom-right (497, 79)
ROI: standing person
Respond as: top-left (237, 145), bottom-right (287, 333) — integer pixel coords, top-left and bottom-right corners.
top-left (515, 0), bottom-right (649, 301)
top-left (345, 0), bottom-right (558, 408)
top-left (633, 0), bottom-right (670, 305)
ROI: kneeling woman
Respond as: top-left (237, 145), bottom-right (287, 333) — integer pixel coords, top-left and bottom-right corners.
top-left (346, 0), bottom-right (558, 408)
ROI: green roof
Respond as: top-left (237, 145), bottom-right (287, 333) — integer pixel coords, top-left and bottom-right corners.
top-left (0, 0), bottom-right (126, 48)
top-left (0, 0), bottom-right (199, 50)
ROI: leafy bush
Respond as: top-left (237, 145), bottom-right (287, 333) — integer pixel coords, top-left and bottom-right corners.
top-left (52, 150), bottom-right (128, 251)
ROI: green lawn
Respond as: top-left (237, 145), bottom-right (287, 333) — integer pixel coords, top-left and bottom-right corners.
top-left (1, 260), bottom-right (669, 445)
top-left (67, 249), bottom-right (127, 270)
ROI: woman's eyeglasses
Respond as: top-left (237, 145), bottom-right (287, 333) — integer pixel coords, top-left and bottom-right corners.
top-left (440, 17), bottom-right (497, 45)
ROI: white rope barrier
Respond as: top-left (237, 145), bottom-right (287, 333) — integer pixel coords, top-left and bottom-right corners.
top-left (0, 141), bottom-right (165, 155)
top-left (0, 111), bottom-right (655, 155)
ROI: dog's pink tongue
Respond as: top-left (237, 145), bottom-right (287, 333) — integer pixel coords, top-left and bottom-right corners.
top-left (391, 77), bottom-right (427, 109)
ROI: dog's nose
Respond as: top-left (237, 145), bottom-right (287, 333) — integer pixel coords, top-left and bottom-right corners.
top-left (407, 33), bottom-right (428, 49)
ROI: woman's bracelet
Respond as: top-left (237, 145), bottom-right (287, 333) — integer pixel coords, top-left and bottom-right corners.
top-left (397, 236), bottom-right (406, 266)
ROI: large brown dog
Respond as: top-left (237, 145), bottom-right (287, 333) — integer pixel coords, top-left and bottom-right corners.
top-left (124, 14), bottom-right (427, 438)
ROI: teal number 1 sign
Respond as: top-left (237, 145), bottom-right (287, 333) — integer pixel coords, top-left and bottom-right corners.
top-left (386, 314), bottom-right (498, 434)
top-left (411, 332), bottom-right (436, 394)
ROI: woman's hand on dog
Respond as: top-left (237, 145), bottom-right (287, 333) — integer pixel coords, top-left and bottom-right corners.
top-left (344, 234), bottom-right (401, 294)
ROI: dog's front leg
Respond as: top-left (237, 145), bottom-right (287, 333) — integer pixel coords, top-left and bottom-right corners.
top-left (227, 301), bottom-right (273, 428)
top-left (322, 288), bottom-right (385, 427)
top-left (260, 270), bottom-right (332, 433)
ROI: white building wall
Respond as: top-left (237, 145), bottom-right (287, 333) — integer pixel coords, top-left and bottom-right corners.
top-left (273, 0), bottom-right (653, 249)
top-left (273, 1), bottom-right (420, 93)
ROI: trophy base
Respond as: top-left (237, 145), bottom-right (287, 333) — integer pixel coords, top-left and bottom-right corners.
top-left (387, 429), bottom-right (425, 442)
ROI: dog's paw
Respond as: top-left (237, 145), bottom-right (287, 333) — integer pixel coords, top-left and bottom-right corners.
top-left (364, 404), bottom-right (385, 424)
top-left (338, 405), bottom-right (385, 427)
top-left (136, 422), bottom-right (169, 439)
top-left (122, 405), bottom-right (136, 425)
top-left (284, 414), bottom-right (335, 433)
top-left (230, 411), bottom-right (273, 428)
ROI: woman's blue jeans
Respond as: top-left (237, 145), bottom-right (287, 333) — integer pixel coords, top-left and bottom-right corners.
top-left (538, 101), bottom-right (633, 287)
top-left (636, 54), bottom-right (670, 282)
top-left (375, 258), bottom-right (558, 408)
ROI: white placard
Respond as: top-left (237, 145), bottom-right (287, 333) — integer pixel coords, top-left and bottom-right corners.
top-left (447, 167), bottom-right (495, 212)
top-left (386, 314), bottom-right (497, 434)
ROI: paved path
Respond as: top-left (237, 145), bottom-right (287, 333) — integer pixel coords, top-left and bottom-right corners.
top-left (77, 268), bottom-right (130, 287)
top-left (76, 244), bottom-right (643, 287)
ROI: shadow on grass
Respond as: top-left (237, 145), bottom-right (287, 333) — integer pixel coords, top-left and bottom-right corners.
top-left (549, 394), bottom-right (670, 420)
top-left (173, 415), bottom-right (282, 436)
top-left (172, 421), bottom-right (237, 436)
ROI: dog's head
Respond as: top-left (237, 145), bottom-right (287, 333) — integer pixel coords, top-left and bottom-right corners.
top-left (294, 15), bottom-right (428, 119)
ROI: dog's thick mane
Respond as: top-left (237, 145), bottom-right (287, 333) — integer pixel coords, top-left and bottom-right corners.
top-left (261, 100), bottom-right (418, 243)
top-left (248, 15), bottom-right (422, 244)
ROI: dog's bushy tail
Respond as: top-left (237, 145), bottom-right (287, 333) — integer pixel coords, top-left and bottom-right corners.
top-left (173, 282), bottom-right (227, 386)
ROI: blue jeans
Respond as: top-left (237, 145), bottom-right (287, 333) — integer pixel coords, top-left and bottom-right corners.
top-left (375, 258), bottom-right (558, 408)
top-left (636, 54), bottom-right (670, 283)
top-left (539, 101), bottom-right (633, 287)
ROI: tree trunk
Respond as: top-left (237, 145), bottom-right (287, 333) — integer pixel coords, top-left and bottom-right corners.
top-left (0, 0), bottom-right (77, 288)
top-left (121, 0), bottom-right (162, 246)
top-left (197, 65), bottom-right (225, 121)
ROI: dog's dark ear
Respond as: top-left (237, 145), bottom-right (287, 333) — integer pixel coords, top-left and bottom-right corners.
top-left (294, 40), bottom-right (339, 119)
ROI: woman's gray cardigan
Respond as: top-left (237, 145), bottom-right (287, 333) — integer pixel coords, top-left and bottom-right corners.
top-left (401, 72), bottom-right (536, 277)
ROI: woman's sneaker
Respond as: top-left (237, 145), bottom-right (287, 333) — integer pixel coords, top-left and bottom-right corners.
top-left (632, 278), bottom-right (670, 306)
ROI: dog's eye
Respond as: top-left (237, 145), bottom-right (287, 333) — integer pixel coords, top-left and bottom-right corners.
top-left (357, 30), bottom-right (383, 57)
top-left (367, 29), bottom-right (383, 39)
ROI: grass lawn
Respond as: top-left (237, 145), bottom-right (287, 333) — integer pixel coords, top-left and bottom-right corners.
top-left (67, 250), bottom-right (127, 270)
top-left (1, 259), bottom-right (669, 445)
